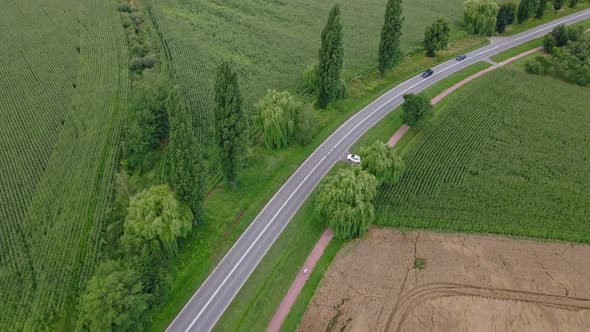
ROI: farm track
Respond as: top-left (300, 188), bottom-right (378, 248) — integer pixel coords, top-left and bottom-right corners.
top-left (385, 282), bottom-right (590, 332)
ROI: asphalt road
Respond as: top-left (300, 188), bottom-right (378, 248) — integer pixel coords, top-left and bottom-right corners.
top-left (167, 9), bottom-right (590, 332)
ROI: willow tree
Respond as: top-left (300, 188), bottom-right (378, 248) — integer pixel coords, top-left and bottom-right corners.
top-left (378, 0), bottom-right (404, 75)
top-left (315, 167), bottom-right (377, 240)
top-left (255, 90), bottom-right (302, 149)
top-left (122, 185), bottom-right (193, 259)
top-left (463, 0), bottom-right (499, 36)
top-left (81, 260), bottom-right (149, 332)
top-left (317, 4), bottom-right (344, 109)
top-left (359, 141), bottom-right (405, 185)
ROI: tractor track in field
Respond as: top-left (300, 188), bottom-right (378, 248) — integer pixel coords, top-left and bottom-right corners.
top-left (385, 282), bottom-right (590, 332)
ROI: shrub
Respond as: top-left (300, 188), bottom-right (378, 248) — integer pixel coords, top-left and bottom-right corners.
top-left (294, 106), bottom-right (319, 146)
top-left (303, 63), bottom-right (318, 93)
top-left (117, 2), bottom-right (131, 13)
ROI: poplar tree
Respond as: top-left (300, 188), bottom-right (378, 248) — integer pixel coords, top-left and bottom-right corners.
top-left (554, 0), bottom-right (563, 10)
top-left (536, 0), bottom-right (547, 18)
top-left (317, 4), bottom-right (344, 109)
top-left (167, 90), bottom-right (207, 220)
top-left (496, 3), bottom-right (517, 33)
top-left (214, 61), bottom-right (246, 186)
top-left (378, 0), bottom-right (404, 75)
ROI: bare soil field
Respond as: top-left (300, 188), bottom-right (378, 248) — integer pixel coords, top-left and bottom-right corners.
top-left (298, 228), bottom-right (590, 332)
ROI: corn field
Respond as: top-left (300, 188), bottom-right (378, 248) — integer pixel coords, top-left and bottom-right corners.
top-left (377, 69), bottom-right (590, 243)
top-left (0, 0), bottom-right (128, 329)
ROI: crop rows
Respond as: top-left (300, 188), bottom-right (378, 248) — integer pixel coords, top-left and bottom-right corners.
top-left (0, 0), bottom-right (129, 329)
top-left (377, 69), bottom-right (590, 243)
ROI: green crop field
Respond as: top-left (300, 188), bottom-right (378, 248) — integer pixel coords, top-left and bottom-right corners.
top-left (377, 68), bottom-right (590, 242)
top-left (0, 0), bottom-right (128, 329)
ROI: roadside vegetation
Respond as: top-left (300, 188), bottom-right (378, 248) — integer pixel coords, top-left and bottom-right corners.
top-left (527, 24), bottom-right (590, 85)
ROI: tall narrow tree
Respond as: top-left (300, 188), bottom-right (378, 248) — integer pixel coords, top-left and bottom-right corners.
top-left (378, 0), bottom-right (404, 75)
top-left (167, 89), bottom-right (207, 220)
top-left (536, 0), bottom-right (547, 18)
top-left (496, 3), bottom-right (517, 33)
top-left (214, 61), bottom-right (246, 186)
top-left (554, 0), bottom-right (563, 10)
top-left (317, 4), bottom-right (344, 109)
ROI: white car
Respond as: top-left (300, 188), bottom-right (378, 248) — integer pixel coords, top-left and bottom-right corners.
top-left (346, 154), bottom-right (361, 164)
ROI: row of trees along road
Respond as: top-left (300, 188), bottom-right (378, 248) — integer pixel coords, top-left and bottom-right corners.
top-left (464, 0), bottom-right (585, 35)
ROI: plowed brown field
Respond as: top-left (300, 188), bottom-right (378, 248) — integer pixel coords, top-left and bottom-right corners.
top-left (298, 228), bottom-right (590, 332)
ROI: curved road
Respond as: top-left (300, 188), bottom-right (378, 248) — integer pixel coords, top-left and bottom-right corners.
top-left (167, 9), bottom-right (590, 332)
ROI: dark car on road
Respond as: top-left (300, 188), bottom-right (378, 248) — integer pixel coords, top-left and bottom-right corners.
top-left (456, 54), bottom-right (467, 61)
top-left (421, 69), bottom-right (434, 78)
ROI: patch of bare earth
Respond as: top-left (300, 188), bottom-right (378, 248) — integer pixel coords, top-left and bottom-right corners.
top-left (298, 228), bottom-right (590, 332)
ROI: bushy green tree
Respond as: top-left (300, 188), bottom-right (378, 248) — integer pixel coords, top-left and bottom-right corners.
top-left (317, 4), bottom-right (344, 108)
top-left (424, 18), bottom-right (451, 57)
top-left (167, 90), bottom-right (207, 220)
top-left (315, 167), bottom-right (377, 240)
top-left (214, 61), bottom-right (247, 186)
top-left (255, 90), bottom-right (303, 149)
top-left (402, 93), bottom-right (434, 128)
top-left (496, 3), bottom-right (517, 33)
top-left (359, 141), bottom-right (405, 185)
top-left (536, 0), bottom-right (548, 18)
top-left (530, 37), bottom-right (590, 86)
top-left (378, 0), bottom-right (404, 75)
top-left (464, 0), bottom-right (499, 36)
top-left (294, 106), bottom-right (319, 146)
top-left (554, 0), bottom-right (563, 10)
top-left (122, 185), bottom-right (193, 259)
top-left (81, 260), bottom-right (149, 332)
top-left (124, 70), bottom-right (170, 172)
top-left (544, 24), bottom-right (584, 52)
